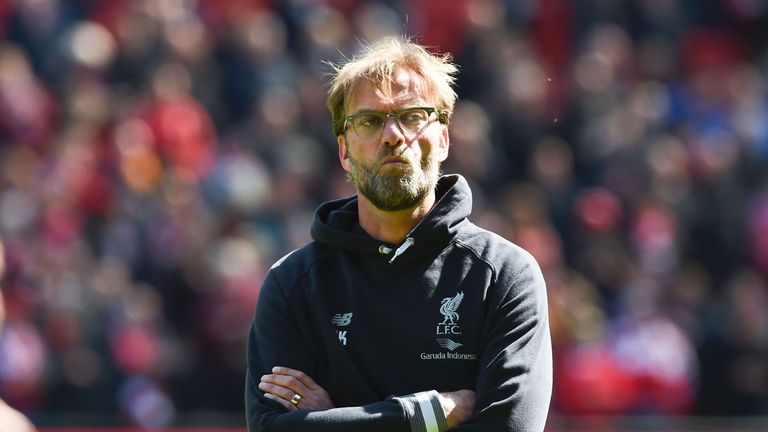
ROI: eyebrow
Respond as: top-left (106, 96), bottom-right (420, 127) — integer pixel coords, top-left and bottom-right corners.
top-left (348, 109), bottom-right (382, 116)
top-left (348, 105), bottom-right (429, 116)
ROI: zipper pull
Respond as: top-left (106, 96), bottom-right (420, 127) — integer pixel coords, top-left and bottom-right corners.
top-left (388, 237), bottom-right (415, 263)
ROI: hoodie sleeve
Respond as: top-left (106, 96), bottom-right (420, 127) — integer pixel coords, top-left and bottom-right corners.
top-left (245, 271), bottom-right (449, 432)
top-left (451, 250), bottom-right (553, 431)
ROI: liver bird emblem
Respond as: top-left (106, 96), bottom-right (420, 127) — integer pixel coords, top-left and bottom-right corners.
top-left (439, 292), bottom-right (464, 325)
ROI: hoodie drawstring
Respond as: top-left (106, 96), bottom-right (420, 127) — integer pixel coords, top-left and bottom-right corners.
top-left (388, 237), bottom-right (415, 264)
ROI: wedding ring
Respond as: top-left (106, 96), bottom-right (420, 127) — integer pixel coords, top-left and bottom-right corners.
top-left (290, 393), bottom-right (302, 406)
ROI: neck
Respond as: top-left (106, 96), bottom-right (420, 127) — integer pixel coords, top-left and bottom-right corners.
top-left (357, 192), bottom-right (436, 244)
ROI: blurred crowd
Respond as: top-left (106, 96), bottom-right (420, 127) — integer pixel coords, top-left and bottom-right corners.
top-left (0, 0), bottom-right (767, 428)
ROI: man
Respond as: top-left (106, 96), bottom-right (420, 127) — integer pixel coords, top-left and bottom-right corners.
top-left (245, 36), bottom-right (552, 431)
top-left (0, 239), bottom-right (38, 432)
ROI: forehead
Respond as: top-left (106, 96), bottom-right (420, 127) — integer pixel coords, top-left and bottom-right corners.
top-left (346, 68), bottom-right (432, 112)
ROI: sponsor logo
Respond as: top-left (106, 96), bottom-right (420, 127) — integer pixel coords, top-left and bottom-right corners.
top-left (420, 352), bottom-right (477, 360)
top-left (332, 312), bottom-right (353, 346)
top-left (436, 338), bottom-right (463, 351)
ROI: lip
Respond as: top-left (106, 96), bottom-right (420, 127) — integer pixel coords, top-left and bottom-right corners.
top-left (380, 156), bottom-right (409, 166)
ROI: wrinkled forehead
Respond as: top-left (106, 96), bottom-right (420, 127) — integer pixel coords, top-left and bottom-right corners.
top-left (345, 68), bottom-right (435, 112)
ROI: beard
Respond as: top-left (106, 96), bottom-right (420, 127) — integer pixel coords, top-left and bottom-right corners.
top-left (347, 145), bottom-right (440, 211)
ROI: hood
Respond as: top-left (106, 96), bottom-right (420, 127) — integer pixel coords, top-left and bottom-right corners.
top-left (310, 174), bottom-right (472, 263)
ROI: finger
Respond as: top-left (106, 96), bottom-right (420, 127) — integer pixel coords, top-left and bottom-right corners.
top-left (272, 366), bottom-right (320, 390)
top-left (258, 381), bottom-right (298, 404)
top-left (263, 392), bottom-right (297, 412)
top-left (261, 373), bottom-right (311, 396)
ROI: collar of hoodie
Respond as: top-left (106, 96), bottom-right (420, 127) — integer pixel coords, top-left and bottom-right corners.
top-left (310, 174), bottom-right (473, 265)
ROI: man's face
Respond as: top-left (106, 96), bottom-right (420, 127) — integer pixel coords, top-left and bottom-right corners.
top-left (338, 69), bottom-right (449, 211)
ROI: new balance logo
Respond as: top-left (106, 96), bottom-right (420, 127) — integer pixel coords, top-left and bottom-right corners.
top-left (331, 313), bottom-right (353, 327)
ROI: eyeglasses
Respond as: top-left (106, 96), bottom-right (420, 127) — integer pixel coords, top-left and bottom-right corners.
top-left (344, 107), bottom-right (445, 140)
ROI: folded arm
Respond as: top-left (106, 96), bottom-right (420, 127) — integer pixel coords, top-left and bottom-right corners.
top-left (259, 366), bottom-right (475, 427)
top-left (245, 272), bottom-right (472, 432)
top-left (451, 251), bottom-right (553, 431)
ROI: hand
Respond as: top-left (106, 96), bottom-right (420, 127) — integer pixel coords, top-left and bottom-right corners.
top-left (0, 400), bottom-right (37, 432)
top-left (438, 389), bottom-right (475, 428)
top-left (259, 366), bottom-right (334, 412)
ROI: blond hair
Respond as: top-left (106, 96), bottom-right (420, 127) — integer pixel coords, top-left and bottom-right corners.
top-left (326, 36), bottom-right (459, 137)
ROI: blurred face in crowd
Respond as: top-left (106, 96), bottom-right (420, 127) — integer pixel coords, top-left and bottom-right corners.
top-left (338, 68), bottom-right (449, 211)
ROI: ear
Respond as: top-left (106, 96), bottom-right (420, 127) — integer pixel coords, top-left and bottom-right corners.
top-left (338, 134), bottom-right (352, 173)
top-left (437, 124), bottom-right (450, 163)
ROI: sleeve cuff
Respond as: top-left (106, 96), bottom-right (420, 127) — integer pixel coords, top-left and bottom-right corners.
top-left (391, 390), bottom-right (449, 432)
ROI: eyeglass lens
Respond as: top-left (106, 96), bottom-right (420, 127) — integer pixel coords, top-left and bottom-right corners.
top-left (350, 108), bottom-right (431, 139)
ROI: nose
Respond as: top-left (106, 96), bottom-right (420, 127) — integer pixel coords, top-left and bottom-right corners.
top-left (380, 116), bottom-right (405, 147)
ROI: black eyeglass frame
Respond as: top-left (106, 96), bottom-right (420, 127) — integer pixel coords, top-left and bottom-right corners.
top-left (343, 107), bottom-right (449, 139)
